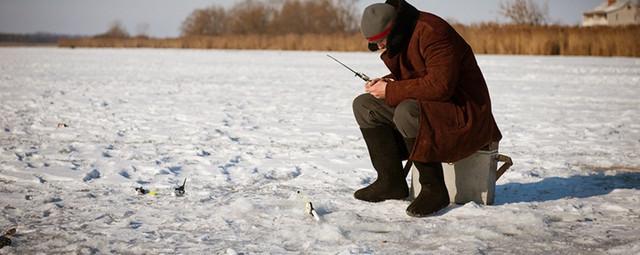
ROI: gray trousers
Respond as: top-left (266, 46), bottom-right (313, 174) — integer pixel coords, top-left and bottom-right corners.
top-left (352, 93), bottom-right (420, 139)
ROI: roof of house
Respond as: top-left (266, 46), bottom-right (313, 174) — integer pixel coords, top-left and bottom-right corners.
top-left (584, 0), bottom-right (640, 15)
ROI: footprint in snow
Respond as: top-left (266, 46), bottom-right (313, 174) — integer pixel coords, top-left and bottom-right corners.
top-left (360, 176), bottom-right (373, 185)
top-left (34, 175), bottom-right (47, 184)
top-left (263, 166), bottom-right (302, 180)
top-left (129, 221), bottom-right (142, 229)
top-left (136, 180), bottom-right (151, 185)
top-left (119, 170), bottom-right (130, 179)
top-left (158, 166), bottom-right (181, 175)
top-left (197, 150), bottom-right (211, 157)
top-left (83, 169), bottom-right (101, 182)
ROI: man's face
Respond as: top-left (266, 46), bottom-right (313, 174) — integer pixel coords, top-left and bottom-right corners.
top-left (376, 38), bottom-right (387, 50)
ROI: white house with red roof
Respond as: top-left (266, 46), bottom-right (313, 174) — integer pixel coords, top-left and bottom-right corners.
top-left (583, 0), bottom-right (640, 26)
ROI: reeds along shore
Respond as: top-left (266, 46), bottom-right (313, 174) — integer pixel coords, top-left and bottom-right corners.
top-left (58, 25), bottom-right (640, 57)
top-left (59, 34), bottom-right (365, 52)
top-left (453, 24), bottom-right (640, 57)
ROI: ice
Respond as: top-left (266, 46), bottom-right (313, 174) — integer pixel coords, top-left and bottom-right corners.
top-left (0, 48), bottom-right (639, 253)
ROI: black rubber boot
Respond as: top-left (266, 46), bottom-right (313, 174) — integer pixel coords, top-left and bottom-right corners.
top-left (406, 161), bottom-right (450, 217)
top-left (354, 127), bottom-right (409, 202)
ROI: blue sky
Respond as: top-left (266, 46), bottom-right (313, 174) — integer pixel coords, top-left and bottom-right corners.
top-left (0, 0), bottom-right (604, 37)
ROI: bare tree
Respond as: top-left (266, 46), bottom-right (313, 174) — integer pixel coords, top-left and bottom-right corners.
top-left (305, 0), bottom-right (356, 34)
top-left (97, 21), bottom-right (130, 38)
top-left (270, 0), bottom-right (306, 34)
top-left (180, 0), bottom-right (359, 36)
top-left (228, 0), bottom-right (274, 34)
top-left (135, 23), bottom-right (150, 38)
top-left (333, 0), bottom-right (359, 33)
top-left (499, 0), bottom-right (549, 25)
top-left (181, 6), bottom-right (228, 36)
top-left (269, 0), bottom-right (358, 34)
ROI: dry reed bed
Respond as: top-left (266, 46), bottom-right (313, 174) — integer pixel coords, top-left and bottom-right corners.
top-left (454, 24), bottom-right (640, 57)
top-left (59, 34), bottom-right (367, 52)
top-left (58, 25), bottom-right (640, 57)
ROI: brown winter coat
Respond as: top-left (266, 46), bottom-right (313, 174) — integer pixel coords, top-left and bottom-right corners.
top-left (381, 0), bottom-right (502, 163)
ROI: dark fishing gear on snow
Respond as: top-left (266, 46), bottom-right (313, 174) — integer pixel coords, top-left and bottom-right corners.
top-left (327, 54), bottom-right (371, 82)
top-left (0, 236), bottom-right (10, 249)
top-left (134, 178), bottom-right (186, 197)
top-left (297, 191), bottom-right (321, 221)
top-left (174, 178), bottom-right (186, 197)
top-left (0, 227), bottom-right (16, 249)
top-left (135, 187), bottom-right (149, 195)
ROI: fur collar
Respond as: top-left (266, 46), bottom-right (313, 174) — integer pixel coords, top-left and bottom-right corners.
top-left (384, 0), bottom-right (420, 56)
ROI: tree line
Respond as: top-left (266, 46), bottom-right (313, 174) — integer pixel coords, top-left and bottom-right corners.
top-left (0, 33), bottom-right (75, 45)
top-left (98, 0), bottom-right (549, 38)
top-left (180, 0), bottom-right (358, 36)
top-left (178, 0), bottom-right (549, 37)
top-left (59, 0), bottom-right (639, 57)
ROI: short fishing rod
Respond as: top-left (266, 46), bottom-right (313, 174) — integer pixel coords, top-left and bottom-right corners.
top-left (327, 54), bottom-right (371, 82)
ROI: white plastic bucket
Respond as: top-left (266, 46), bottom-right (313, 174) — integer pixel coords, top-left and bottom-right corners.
top-left (410, 145), bottom-right (512, 205)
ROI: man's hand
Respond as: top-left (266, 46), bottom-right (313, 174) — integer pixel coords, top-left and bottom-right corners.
top-left (365, 78), bottom-right (389, 99)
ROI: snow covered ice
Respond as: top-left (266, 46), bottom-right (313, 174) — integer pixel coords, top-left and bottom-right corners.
top-left (1, 47), bottom-right (639, 254)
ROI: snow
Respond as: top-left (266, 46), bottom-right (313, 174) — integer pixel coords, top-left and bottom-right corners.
top-left (1, 47), bottom-right (640, 254)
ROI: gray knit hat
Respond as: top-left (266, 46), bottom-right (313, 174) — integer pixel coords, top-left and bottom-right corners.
top-left (361, 3), bottom-right (396, 51)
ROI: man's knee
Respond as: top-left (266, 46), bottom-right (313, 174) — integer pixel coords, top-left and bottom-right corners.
top-left (393, 100), bottom-right (420, 138)
top-left (352, 93), bottom-right (378, 127)
top-left (352, 93), bottom-right (377, 112)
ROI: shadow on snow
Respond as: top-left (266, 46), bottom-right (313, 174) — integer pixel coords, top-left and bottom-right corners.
top-left (494, 172), bottom-right (640, 205)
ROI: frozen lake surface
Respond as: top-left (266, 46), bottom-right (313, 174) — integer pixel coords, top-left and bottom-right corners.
top-left (1, 48), bottom-right (639, 254)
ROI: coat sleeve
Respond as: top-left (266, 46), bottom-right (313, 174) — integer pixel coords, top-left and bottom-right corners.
top-left (384, 30), bottom-right (464, 107)
top-left (382, 73), bottom-right (396, 80)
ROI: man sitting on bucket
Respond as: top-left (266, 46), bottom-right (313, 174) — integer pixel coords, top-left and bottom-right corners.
top-left (353, 0), bottom-right (502, 217)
